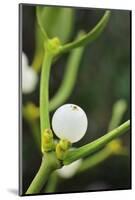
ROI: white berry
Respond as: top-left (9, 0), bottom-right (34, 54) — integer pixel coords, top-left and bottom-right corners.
top-left (22, 52), bottom-right (38, 94)
top-left (22, 52), bottom-right (28, 69)
top-left (57, 159), bottom-right (82, 178)
top-left (52, 104), bottom-right (88, 143)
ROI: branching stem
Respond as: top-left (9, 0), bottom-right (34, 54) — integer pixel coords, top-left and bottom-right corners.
top-left (26, 153), bottom-right (61, 194)
top-left (64, 120), bottom-right (130, 165)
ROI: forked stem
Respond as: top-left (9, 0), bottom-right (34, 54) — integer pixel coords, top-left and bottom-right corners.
top-left (64, 120), bottom-right (130, 165)
top-left (26, 152), bottom-right (61, 194)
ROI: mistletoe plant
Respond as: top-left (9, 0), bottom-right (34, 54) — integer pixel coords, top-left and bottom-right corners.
top-left (24, 7), bottom-right (130, 194)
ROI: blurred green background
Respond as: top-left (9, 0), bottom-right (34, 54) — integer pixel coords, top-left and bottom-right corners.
top-left (22, 5), bottom-right (131, 194)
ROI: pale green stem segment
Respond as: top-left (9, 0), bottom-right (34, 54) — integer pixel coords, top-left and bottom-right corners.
top-left (63, 120), bottom-right (130, 165)
top-left (59, 10), bottom-right (111, 53)
top-left (26, 152), bottom-right (61, 194)
top-left (40, 51), bottom-right (53, 144)
top-left (49, 32), bottom-right (85, 111)
top-left (36, 6), bottom-right (49, 42)
top-left (45, 172), bottom-right (59, 193)
top-left (78, 144), bottom-right (128, 174)
top-left (108, 99), bottom-right (127, 131)
top-left (78, 147), bottom-right (111, 174)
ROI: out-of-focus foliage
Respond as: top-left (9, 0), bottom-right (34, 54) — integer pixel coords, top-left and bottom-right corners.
top-left (32, 6), bottom-right (74, 71)
top-left (37, 6), bottom-right (74, 42)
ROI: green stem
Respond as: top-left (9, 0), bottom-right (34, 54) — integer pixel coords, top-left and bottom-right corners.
top-left (36, 6), bottom-right (49, 42)
top-left (77, 143), bottom-right (128, 174)
top-left (49, 32), bottom-right (85, 111)
top-left (59, 10), bottom-right (110, 53)
top-left (77, 100), bottom-right (128, 174)
top-left (78, 147), bottom-right (111, 174)
top-left (45, 172), bottom-right (59, 193)
top-left (108, 99), bottom-right (127, 131)
top-left (26, 153), bottom-right (60, 194)
top-left (40, 51), bottom-right (53, 146)
top-left (63, 120), bottom-right (130, 165)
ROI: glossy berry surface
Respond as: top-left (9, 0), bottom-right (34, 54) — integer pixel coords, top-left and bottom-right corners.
top-left (52, 104), bottom-right (88, 143)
